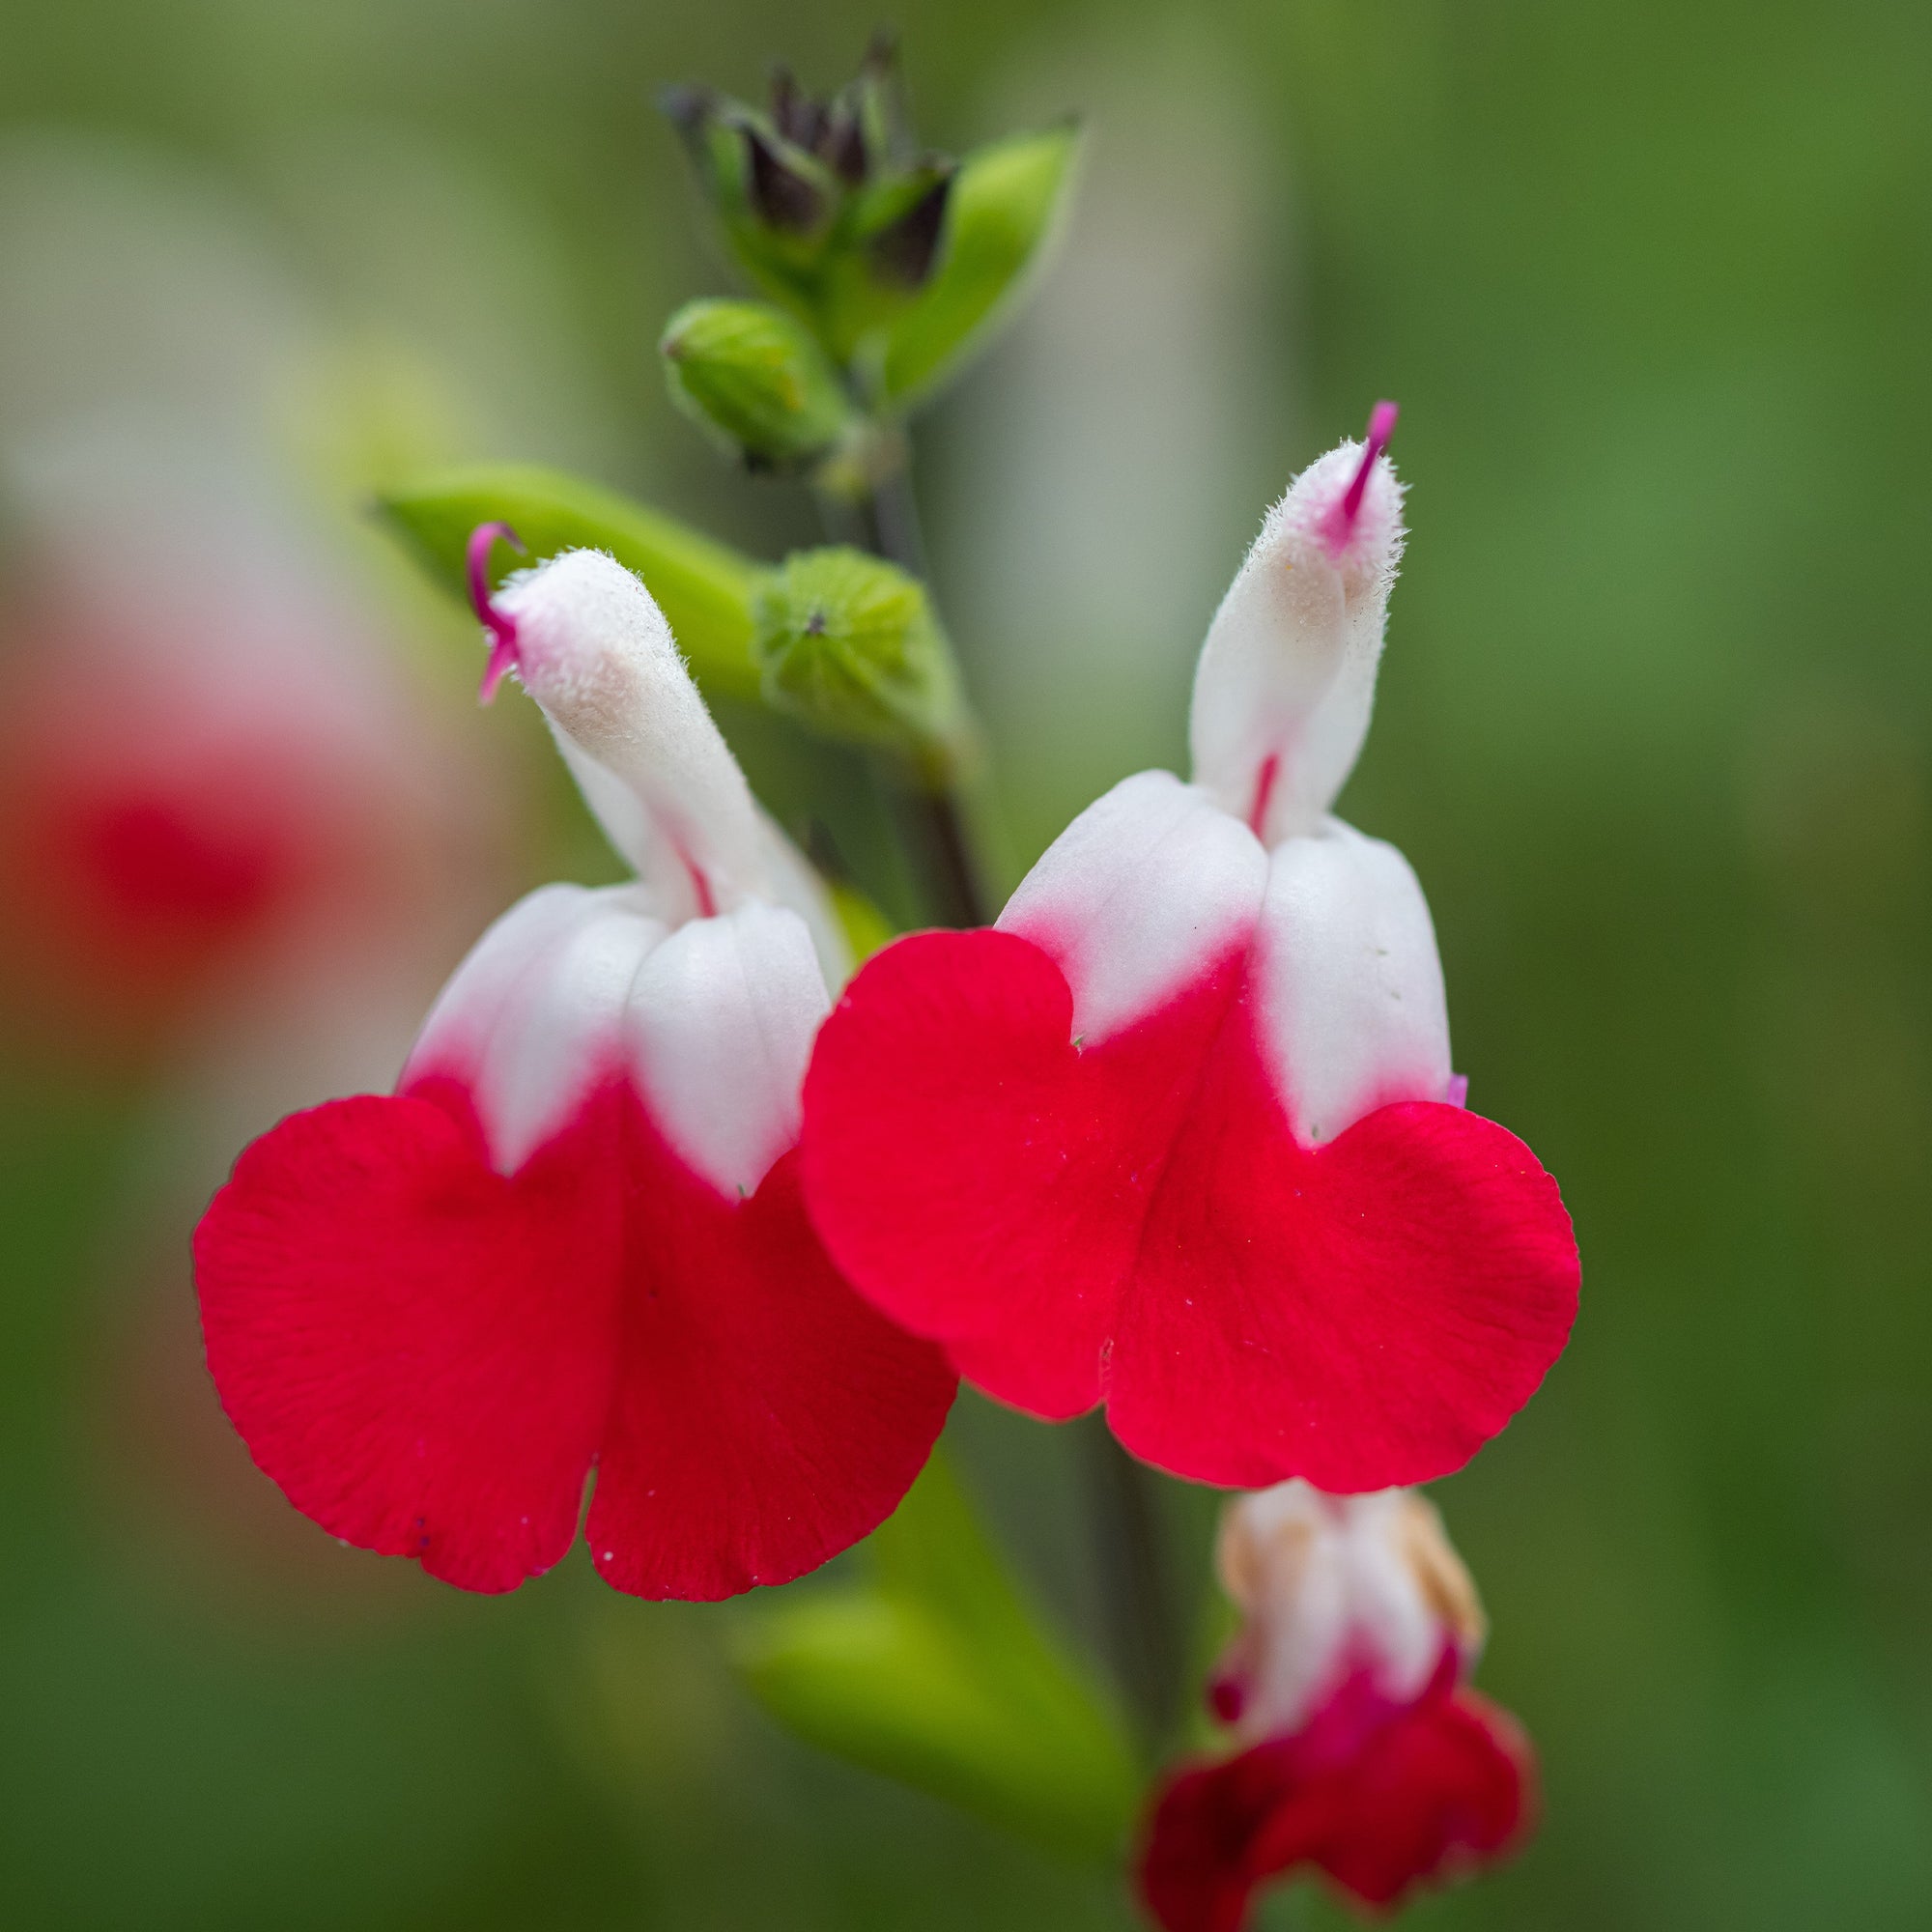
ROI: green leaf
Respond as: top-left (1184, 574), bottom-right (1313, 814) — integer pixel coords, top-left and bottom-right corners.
top-left (374, 464), bottom-right (764, 703)
top-left (732, 1455), bottom-right (1140, 1861)
top-left (880, 124), bottom-right (1082, 410)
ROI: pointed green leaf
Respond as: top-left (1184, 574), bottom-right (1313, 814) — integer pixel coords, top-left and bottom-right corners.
top-left (732, 1455), bottom-right (1140, 1861)
top-left (374, 464), bottom-right (764, 702)
top-left (880, 125), bottom-right (1082, 410)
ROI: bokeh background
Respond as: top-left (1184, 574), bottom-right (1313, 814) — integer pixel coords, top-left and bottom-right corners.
top-left (3, 1), bottom-right (1928, 1926)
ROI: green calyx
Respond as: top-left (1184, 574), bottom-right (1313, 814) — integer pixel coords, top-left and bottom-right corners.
top-left (660, 298), bottom-right (856, 469)
top-left (751, 547), bottom-right (973, 780)
top-left (661, 43), bottom-right (1080, 417)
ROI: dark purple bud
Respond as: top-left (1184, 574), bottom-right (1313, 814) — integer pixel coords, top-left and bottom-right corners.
top-left (744, 127), bottom-right (825, 232)
top-left (825, 107), bottom-right (870, 185)
top-left (868, 171), bottom-right (953, 288)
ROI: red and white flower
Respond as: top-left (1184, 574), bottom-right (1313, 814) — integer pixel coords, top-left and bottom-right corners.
top-left (799, 408), bottom-right (1578, 1489)
top-left (193, 537), bottom-right (955, 1601)
top-left (1139, 1481), bottom-right (1535, 1930)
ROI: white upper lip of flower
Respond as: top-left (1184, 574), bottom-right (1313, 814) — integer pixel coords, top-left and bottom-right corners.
top-left (405, 546), bottom-right (850, 1196)
top-left (1188, 426), bottom-right (1406, 847)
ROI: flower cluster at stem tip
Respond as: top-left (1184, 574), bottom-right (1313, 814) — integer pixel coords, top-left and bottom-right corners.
top-left (192, 41), bottom-right (1578, 1932)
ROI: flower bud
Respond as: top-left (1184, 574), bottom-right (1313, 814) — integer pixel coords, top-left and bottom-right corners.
top-left (1208, 1481), bottom-right (1485, 1749)
top-left (660, 299), bottom-right (857, 471)
top-left (663, 43), bottom-right (1078, 412)
top-left (1136, 1481), bottom-right (1532, 1927)
top-left (660, 87), bottom-right (836, 309)
top-left (751, 548), bottom-right (971, 778)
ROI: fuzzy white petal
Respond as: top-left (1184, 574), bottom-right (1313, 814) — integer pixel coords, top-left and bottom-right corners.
top-left (623, 901), bottom-right (830, 1199)
top-left (403, 882), bottom-right (669, 1175)
top-left (1189, 439), bottom-right (1406, 842)
top-left (1251, 820), bottom-right (1451, 1145)
top-left (998, 768), bottom-right (1268, 1044)
top-left (495, 550), bottom-right (772, 906)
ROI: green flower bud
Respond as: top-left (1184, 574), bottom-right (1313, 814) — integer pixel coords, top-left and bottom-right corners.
top-left (752, 548), bottom-right (973, 778)
top-left (661, 299), bottom-right (856, 470)
top-left (662, 42), bottom-right (1073, 395)
top-left (660, 87), bottom-right (837, 313)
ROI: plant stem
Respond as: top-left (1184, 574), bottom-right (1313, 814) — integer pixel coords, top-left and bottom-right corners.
top-left (830, 431), bottom-right (1185, 1748)
top-left (1078, 1418), bottom-right (1185, 1750)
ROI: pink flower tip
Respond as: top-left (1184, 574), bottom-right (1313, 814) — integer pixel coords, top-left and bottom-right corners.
top-left (1318, 399), bottom-right (1400, 559)
top-left (466, 522), bottom-right (528, 705)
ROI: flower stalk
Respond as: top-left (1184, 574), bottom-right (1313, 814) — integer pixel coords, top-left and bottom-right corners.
top-left (834, 422), bottom-right (1184, 1746)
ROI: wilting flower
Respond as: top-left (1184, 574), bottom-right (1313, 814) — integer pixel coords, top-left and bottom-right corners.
top-left (1138, 1482), bottom-right (1535, 1930)
top-left (193, 535), bottom-right (955, 1600)
top-left (799, 408), bottom-right (1579, 1490)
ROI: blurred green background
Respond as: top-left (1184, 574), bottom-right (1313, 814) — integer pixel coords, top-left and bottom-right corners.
top-left (2, 1), bottom-right (1928, 1926)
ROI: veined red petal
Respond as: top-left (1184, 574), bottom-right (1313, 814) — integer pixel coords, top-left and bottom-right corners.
top-left (799, 930), bottom-right (1577, 1488)
top-left (1138, 1689), bottom-right (1535, 1931)
top-left (194, 1084), bottom-right (625, 1593)
top-left (588, 1144), bottom-right (955, 1601)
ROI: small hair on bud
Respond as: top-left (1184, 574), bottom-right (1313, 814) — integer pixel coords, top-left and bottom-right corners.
top-left (467, 522), bottom-right (528, 705)
top-left (1318, 400), bottom-right (1399, 558)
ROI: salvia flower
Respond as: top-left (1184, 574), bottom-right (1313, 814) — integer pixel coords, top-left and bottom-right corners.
top-left (192, 534), bottom-right (956, 1600)
top-left (798, 409), bottom-right (1579, 1491)
top-left (1138, 1481), bottom-right (1535, 1931)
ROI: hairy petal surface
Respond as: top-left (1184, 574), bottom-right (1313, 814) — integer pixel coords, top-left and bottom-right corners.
top-left (496, 551), bottom-right (773, 913)
top-left (1188, 439), bottom-right (1405, 843)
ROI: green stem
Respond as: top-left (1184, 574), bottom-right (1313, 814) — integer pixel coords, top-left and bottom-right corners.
top-left (1077, 1418), bottom-right (1185, 1751)
top-left (825, 428), bottom-right (1184, 1748)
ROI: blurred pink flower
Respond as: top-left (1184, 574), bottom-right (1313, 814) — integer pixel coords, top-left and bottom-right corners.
top-left (1139, 1482), bottom-right (1534, 1929)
